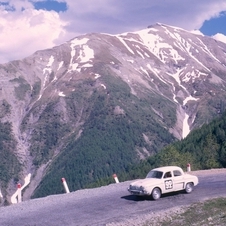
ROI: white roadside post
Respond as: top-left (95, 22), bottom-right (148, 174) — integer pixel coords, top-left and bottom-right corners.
top-left (11, 174), bottom-right (31, 204)
top-left (0, 187), bottom-right (3, 201)
top-left (113, 174), bottom-right (119, 183)
top-left (17, 183), bottom-right (22, 203)
top-left (187, 163), bottom-right (191, 172)
top-left (61, 178), bottom-right (70, 193)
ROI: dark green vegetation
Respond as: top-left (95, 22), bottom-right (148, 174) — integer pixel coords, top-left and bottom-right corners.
top-left (119, 110), bottom-right (226, 182)
top-left (0, 122), bottom-right (21, 190)
top-left (28, 101), bottom-right (71, 167)
top-left (150, 197), bottom-right (226, 226)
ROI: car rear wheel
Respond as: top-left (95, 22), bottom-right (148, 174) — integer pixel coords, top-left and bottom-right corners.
top-left (151, 188), bottom-right (161, 200)
top-left (185, 182), bottom-right (193, 193)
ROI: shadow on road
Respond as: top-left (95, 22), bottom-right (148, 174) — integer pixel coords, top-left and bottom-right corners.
top-left (121, 191), bottom-right (184, 202)
top-left (121, 195), bottom-right (148, 201)
top-left (121, 195), bottom-right (147, 201)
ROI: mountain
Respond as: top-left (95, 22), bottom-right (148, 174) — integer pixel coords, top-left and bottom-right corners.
top-left (1, 23), bottom-right (226, 204)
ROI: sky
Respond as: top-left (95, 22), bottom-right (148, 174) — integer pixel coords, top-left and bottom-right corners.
top-left (1, 0), bottom-right (226, 64)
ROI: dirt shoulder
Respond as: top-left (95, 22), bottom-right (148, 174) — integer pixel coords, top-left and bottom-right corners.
top-left (187, 168), bottom-right (226, 175)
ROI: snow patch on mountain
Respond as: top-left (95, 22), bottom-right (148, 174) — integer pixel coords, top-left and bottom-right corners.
top-left (68, 37), bottom-right (94, 72)
top-left (116, 35), bottom-right (135, 54)
top-left (43, 55), bottom-right (54, 75)
top-left (59, 92), bottom-right (66, 97)
top-left (182, 113), bottom-right (190, 139)
top-left (190, 30), bottom-right (204, 36)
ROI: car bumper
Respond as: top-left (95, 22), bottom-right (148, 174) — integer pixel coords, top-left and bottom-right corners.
top-left (128, 188), bottom-right (148, 195)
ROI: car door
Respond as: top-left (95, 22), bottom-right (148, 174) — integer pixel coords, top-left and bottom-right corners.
top-left (162, 171), bottom-right (174, 193)
top-left (172, 170), bottom-right (185, 191)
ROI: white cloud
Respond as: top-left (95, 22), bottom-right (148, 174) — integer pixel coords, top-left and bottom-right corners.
top-left (62, 0), bottom-right (226, 34)
top-left (0, 7), bottom-right (67, 63)
top-left (212, 33), bottom-right (226, 44)
top-left (1, 0), bottom-right (226, 63)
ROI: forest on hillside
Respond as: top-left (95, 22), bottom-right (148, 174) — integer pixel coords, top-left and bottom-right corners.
top-left (0, 122), bottom-right (21, 190)
top-left (32, 109), bottom-right (226, 198)
top-left (119, 110), bottom-right (226, 181)
top-left (31, 76), bottom-right (176, 198)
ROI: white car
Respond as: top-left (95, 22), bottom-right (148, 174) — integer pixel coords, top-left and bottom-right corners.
top-left (128, 166), bottom-right (198, 200)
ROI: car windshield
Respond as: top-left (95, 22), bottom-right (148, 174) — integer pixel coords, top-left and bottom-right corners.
top-left (146, 170), bottom-right (163, 179)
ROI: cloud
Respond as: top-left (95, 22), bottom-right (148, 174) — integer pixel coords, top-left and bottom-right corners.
top-left (62, 0), bottom-right (226, 34)
top-left (1, 0), bottom-right (226, 63)
top-left (0, 4), bottom-right (67, 63)
top-left (212, 33), bottom-right (226, 44)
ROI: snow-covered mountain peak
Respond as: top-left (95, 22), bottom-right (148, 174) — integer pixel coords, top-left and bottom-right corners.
top-left (190, 30), bottom-right (204, 36)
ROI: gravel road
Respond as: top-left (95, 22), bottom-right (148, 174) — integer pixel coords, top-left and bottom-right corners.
top-left (0, 169), bottom-right (225, 226)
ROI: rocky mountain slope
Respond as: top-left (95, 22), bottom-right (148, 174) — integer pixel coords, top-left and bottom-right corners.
top-left (1, 23), bottom-right (226, 204)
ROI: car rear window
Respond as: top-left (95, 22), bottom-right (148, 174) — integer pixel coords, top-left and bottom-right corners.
top-left (173, 170), bottom-right (182, 177)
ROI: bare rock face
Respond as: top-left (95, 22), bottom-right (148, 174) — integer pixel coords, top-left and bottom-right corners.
top-left (1, 23), bottom-right (226, 203)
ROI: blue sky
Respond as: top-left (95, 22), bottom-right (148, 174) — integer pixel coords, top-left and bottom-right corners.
top-left (33, 0), bottom-right (67, 12)
top-left (200, 11), bottom-right (226, 36)
top-left (0, 0), bottom-right (226, 63)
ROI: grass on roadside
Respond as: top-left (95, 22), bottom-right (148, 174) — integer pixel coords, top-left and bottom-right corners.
top-left (144, 197), bottom-right (226, 226)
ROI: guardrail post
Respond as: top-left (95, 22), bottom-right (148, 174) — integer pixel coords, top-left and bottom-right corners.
top-left (113, 174), bottom-right (119, 183)
top-left (17, 183), bottom-right (22, 203)
top-left (187, 163), bottom-right (191, 172)
top-left (0, 187), bottom-right (3, 202)
top-left (61, 178), bottom-right (70, 193)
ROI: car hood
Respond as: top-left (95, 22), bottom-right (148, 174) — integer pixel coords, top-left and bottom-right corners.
top-left (130, 178), bottom-right (161, 187)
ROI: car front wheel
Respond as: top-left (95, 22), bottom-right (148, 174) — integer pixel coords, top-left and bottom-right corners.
top-left (185, 182), bottom-right (193, 193)
top-left (151, 187), bottom-right (161, 200)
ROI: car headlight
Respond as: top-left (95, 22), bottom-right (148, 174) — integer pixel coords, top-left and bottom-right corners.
top-left (140, 186), bottom-right (145, 191)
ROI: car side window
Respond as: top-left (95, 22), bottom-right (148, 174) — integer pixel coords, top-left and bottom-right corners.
top-left (173, 170), bottom-right (182, 177)
top-left (164, 171), bottom-right (172, 178)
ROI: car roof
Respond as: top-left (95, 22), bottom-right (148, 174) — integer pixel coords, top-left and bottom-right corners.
top-left (151, 166), bottom-right (183, 172)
